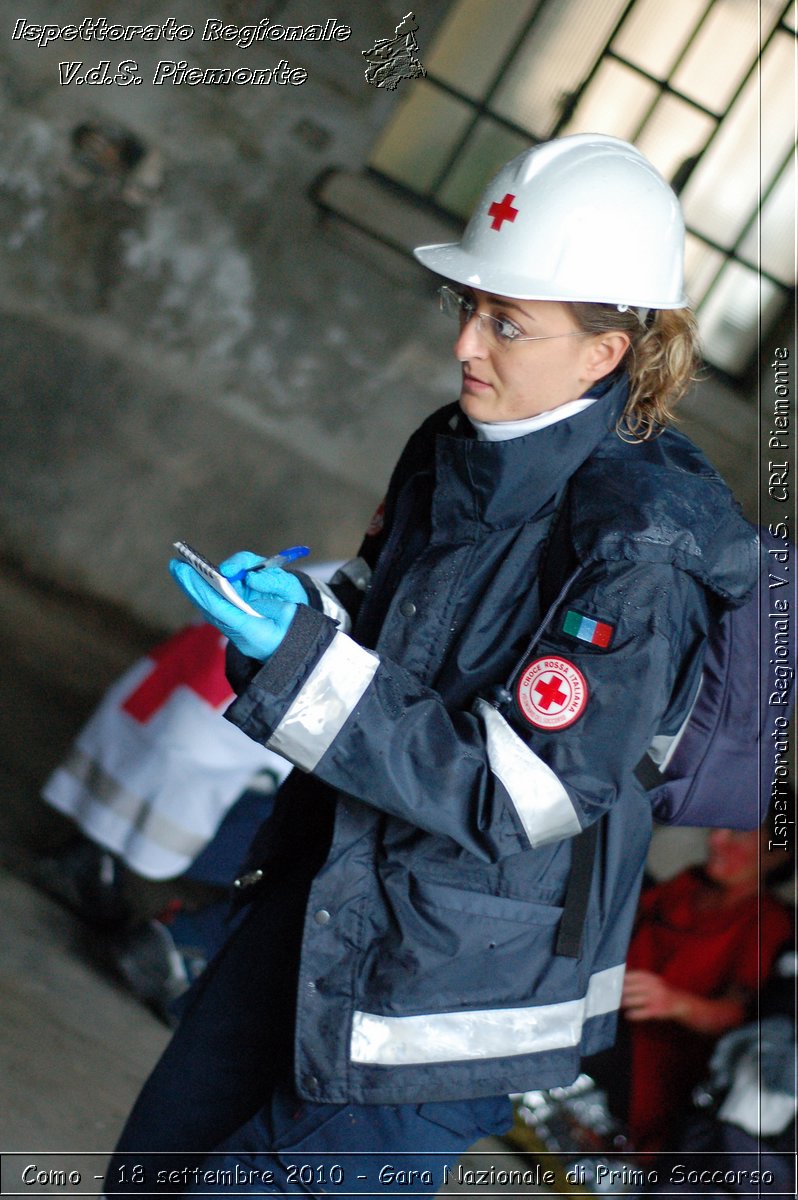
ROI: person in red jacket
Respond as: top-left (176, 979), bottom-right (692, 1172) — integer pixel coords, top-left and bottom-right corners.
top-left (615, 821), bottom-right (793, 1153)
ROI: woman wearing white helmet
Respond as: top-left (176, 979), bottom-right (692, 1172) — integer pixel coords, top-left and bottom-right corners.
top-left (106, 135), bottom-right (759, 1196)
top-left (415, 132), bottom-right (698, 439)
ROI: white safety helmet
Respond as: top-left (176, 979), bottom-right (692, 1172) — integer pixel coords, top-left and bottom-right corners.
top-left (414, 133), bottom-right (687, 310)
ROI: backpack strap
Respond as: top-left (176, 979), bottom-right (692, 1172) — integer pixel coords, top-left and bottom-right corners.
top-left (538, 487), bottom-right (578, 616)
top-left (508, 487), bottom-right (580, 667)
top-left (555, 819), bottom-right (599, 958)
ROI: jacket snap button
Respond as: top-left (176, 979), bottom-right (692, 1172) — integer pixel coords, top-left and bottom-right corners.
top-left (233, 868), bottom-right (264, 890)
top-left (314, 908), bottom-right (331, 925)
top-left (399, 600), bottom-right (416, 617)
top-left (304, 1075), bottom-right (320, 1092)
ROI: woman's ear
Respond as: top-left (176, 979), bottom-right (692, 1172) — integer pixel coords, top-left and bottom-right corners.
top-left (583, 331), bottom-right (632, 382)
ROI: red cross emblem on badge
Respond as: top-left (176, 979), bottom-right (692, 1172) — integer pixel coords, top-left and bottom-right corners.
top-left (488, 192), bottom-right (519, 231)
top-left (516, 656), bottom-right (588, 730)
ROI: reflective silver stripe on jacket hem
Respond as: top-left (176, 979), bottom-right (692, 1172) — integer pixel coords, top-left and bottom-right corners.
top-left (266, 632), bottom-right (379, 771)
top-left (313, 580), bottom-right (352, 634)
top-left (474, 698), bottom-right (581, 847)
top-left (330, 556), bottom-right (371, 593)
top-left (350, 964), bottom-right (625, 1066)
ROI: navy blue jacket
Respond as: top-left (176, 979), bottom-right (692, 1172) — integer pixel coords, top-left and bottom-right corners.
top-left (225, 378), bottom-right (758, 1105)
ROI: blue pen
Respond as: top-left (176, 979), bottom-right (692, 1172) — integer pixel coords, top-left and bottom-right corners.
top-left (226, 545), bottom-right (310, 582)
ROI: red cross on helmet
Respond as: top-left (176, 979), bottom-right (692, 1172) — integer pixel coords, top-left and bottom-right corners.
top-left (414, 133), bottom-right (687, 309)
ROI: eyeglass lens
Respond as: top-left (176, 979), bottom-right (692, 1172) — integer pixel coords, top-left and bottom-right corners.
top-left (439, 286), bottom-right (518, 350)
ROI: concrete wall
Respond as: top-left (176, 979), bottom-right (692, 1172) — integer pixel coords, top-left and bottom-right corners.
top-left (0, 0), bottom-right (766, 633)
top-left (0, 0), bottom-right (453, 629)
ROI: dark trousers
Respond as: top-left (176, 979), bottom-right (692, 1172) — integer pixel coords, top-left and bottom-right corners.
top-left (104, 875), bottom-right (512, 1197)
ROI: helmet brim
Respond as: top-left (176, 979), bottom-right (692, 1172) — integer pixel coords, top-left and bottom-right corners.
top-left (413, 241), bottom-right (689, 310)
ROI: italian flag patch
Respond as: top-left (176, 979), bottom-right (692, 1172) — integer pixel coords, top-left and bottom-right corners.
top-left (562, 609), bottom-right (614, 648)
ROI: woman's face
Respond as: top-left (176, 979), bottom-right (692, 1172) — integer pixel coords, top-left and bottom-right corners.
top-left (704, 828), bottom-right (762, 891)
top-left (453, 289), bottom-right (610, 423)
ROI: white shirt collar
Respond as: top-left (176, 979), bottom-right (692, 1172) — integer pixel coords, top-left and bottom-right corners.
top-left (468, 394), bottom-right (602, 442)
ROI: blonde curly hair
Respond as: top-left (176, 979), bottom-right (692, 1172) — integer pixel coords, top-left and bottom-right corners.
top-left (569, 303), bottom-right (701, 441)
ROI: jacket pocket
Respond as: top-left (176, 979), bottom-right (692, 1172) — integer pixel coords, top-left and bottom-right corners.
top-left (361, 873), bottom-right (571, 1014)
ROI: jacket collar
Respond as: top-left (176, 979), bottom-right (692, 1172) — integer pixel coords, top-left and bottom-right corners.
top-left (431, 373), bottom-right (628, 535)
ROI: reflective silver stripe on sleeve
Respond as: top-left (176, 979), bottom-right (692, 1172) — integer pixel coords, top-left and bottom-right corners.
top-left (266, 632), bottom-right (379, 771)
top-left (313, 580), bottom-right (352, 634)
top-left (474, 698), bottom-right (581, 847)
top-left (330, 556), bottom-right (371, 592)
top-left (350, 963), bottom-right (625, 1066)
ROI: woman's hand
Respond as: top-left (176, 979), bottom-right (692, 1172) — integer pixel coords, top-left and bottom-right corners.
top-left (622, 969), bottom-right (684, 1021)
top-left (170, 551), bottom-right (307, 662)
top-left (622, 969), bottom-right (747, 1034)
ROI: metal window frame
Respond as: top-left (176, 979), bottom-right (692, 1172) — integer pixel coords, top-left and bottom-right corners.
top-left (360, 0), bottom-right (795, 375)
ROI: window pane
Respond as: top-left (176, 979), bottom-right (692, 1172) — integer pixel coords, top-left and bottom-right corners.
top-left (426, 0), bottom-right (538, 100)
top-left (368, 82), bottom-right (474, 195)
top-left (435, 120), bottom-right (531, 218)
top-left (492, 0), bottom-right (629, 137)
top-left (698, 262), bottom-right (784, 374)
top-left (561, 60), bottom-right (660, 141)
top-left (636, 94), bottom-right (715, 184)
top-left (683, 233), bottom-right (725, 306)
top-left (681, 32), bottom-right (796, 248)
top-left (672, 0), bottom-right (781, 112)
top-left (738, 160), bottom-right (797, 285)
top-left (612, 0), bottom-right (706, 78)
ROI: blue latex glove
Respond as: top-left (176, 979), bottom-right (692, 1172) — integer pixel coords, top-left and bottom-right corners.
top-left (169, 550), bottom-right (308, 661)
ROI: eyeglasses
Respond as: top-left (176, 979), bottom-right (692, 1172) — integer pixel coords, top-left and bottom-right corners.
top-left (438, 285), bottom-right (589, 353)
